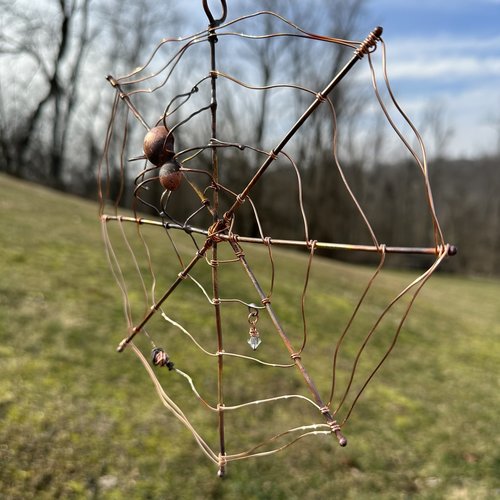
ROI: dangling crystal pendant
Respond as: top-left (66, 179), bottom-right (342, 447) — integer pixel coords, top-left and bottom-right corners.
top-left (248, 329), bottom-right (262, 350)
top-left (247, 323), bottom-right (261, 350)
top-left (247, 307), bottom-right (262, 350)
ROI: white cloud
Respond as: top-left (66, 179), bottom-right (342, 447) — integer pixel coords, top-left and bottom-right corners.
top-left (383, 35), bottom-right (500, 56)
top-left (376, 34), bottom-right (500, 81)
top-left (372, 0), bottom-right (499, 7)
top-left (384, 56), bottom-right (500, 80)
top-left (379, 82), bottom-right (500, 158)
top-left (350, 32), bottom-right (500, 158)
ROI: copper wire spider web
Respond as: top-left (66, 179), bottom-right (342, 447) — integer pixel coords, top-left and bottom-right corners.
top-left (98, 1), bottom-right (456, 477)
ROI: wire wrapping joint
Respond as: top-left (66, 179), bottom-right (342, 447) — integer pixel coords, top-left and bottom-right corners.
top-left (328, 422), bottom-right (341, 432)
top-left (315, 92), bottom-right (327, 103)
top-left (234, 250), bottom-right (245, 259)
top-left (235, 193), bottom-right (246, 206)
top-left (151, 347), bottom-right (175, 370)
top-left (355, 26), bottom-right (383, 58)
top-left (327, 421), bottom-right (347, 447)
top-left (208, 221), bottom-right (225, 243)
top-left (217, 453), bottom-right (227, 478)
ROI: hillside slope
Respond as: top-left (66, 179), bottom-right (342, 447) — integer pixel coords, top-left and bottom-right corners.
top-left (0, 173), bottom-right (498, 499)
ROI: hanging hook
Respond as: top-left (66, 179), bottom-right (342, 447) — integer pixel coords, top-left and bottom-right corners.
top-left (247, 303), bottom-right (259, 322)
top-left (202, 0), bottom-right (227, 27)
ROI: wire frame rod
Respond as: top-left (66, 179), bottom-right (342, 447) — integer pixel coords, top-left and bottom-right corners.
top-left (101, 215), bottom-right (457, 256)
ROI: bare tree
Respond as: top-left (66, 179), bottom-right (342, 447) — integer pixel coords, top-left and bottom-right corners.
top-left (420, 100), bottom-right (454, 160)
top-left (212, 0), bottom-right (367, 239)
top-left (0, 0), bottom-right (92, 186)
top-left (294, 0), bottom-right (368, 243)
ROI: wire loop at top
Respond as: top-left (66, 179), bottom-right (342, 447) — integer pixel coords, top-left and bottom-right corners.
top-left (203, 0), bottom-right (228, 27)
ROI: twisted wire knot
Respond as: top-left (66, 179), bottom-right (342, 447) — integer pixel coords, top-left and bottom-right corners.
top-left (151, 347), bottom-right (175, 370)
top-left (356, 26), bottom-right (383, 58)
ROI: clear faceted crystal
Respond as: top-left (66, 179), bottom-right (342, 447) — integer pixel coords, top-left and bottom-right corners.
top-left (248, 336), bottom-right (262, 350)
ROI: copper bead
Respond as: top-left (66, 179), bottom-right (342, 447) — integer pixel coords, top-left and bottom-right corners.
top-left (143, 125), bottom-right (175, 166)
top-left (159, 160), bottom-right (182, 191)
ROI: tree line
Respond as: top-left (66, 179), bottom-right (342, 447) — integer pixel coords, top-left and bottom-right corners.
top-left (1, 0), bottom-right (498, 276)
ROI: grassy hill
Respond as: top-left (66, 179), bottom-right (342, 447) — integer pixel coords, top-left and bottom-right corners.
top-left (0, 173), bottom-right (499, 499)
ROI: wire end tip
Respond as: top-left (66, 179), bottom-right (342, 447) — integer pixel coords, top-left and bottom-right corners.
top-left (106, 75), bottom-right (118, 87)
top-left (333, 428), bottom-right (347, 446)
top-left (116, 339), bottom-right (127, 353)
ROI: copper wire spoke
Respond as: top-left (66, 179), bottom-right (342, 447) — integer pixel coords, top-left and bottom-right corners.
top-left (98, 2), bottom-right (455, 475)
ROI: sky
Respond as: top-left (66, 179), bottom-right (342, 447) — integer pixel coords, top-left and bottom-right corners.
top-left (7, 0), bottom-right (498, 160)
top-left (359, 0), bottom-right (500, 158)
top-left (187, 0), bottom-right (500, 159)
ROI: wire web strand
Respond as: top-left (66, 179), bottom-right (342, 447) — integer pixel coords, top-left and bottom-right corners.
top-left (98, 5), bottom-right (455, 476)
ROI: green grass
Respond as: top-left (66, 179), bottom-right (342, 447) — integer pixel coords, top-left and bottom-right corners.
top-left (0, 172), bottom-right (499, 499)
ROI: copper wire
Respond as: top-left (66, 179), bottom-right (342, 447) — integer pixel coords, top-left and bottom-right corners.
top-left (99, 4), bottom-right (454, 472)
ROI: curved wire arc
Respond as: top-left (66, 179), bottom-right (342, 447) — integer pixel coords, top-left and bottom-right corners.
top-left (98, 6), bottom-right (455, 475)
